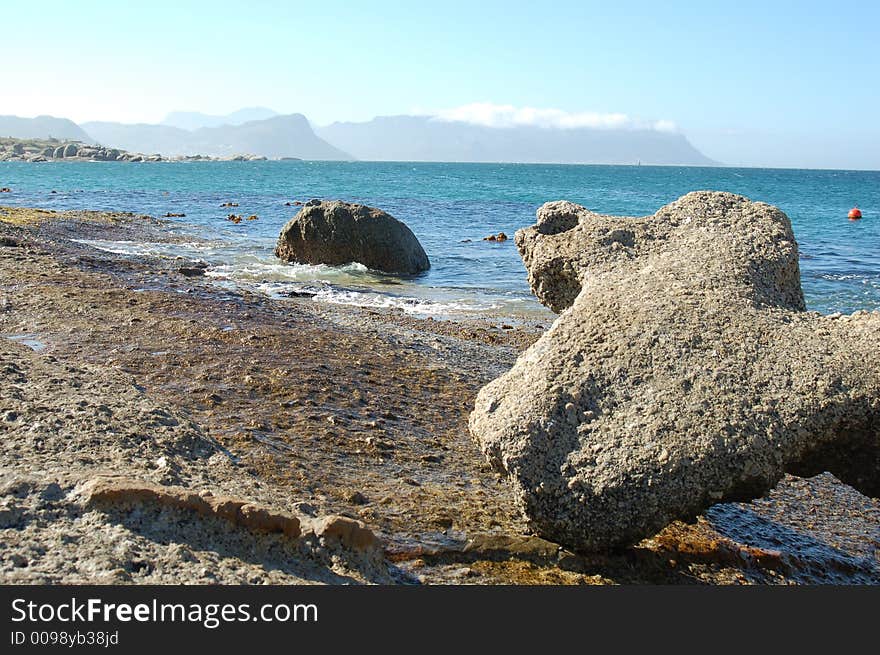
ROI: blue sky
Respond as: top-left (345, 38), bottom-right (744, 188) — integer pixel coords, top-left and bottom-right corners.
top-left (3, 0), bottom-right (879, 169)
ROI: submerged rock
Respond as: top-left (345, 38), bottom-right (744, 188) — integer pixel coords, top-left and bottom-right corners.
top-left (469, 191), bottom-right (880, 551)
top-left (275, 200), bottom-right (430, 275)
top-left (178, 265), bottom-right (206, 277)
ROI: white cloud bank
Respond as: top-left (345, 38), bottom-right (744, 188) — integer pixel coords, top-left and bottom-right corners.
top-left (427, 102), bottom-right (677, 132)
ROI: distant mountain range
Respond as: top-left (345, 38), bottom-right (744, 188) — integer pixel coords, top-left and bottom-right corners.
top-left (0, 110), bottom-right (716, 165)
top-left (317, 115), bottom-right (715, 165)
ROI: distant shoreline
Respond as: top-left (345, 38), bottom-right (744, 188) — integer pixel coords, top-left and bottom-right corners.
top-left (3, 141), bottom-right (880, 172)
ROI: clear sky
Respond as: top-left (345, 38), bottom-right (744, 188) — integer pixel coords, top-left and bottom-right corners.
top-left (3, 0), bottom-right (879, 169)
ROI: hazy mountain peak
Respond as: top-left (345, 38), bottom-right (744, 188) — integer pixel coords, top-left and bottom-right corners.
top-left (84, 113), bottom-right (350, 160)
top-left (161, 107), bottom-right (278, 131)
top-left (0, 115), bottom-right (94, 143)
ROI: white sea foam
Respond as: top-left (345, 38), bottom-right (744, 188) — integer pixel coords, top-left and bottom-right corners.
top-left (311, 287), bottom-right (498, 316)
top-left (816, 273), bottom-right (880, 290)
top-left (72, 238), bottom-right (220, 258)
top-left (204, 256), bottom-right (495, 316)
top-left (206, 259), bottom-right (371, 284)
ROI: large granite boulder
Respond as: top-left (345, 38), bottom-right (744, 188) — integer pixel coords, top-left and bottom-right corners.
top-left (469, 191), bottom-right (880, 551)
top-left (275, 200), bottom-right (430, 275)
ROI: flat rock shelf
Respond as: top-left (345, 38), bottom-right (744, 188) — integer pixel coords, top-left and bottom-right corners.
top-left (1, 204), bottom-right (878, 584)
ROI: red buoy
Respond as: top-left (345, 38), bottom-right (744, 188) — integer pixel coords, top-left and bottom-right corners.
top-left (848, 207), bottom-right (862, 220)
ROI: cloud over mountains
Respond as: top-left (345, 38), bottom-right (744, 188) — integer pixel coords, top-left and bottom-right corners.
top-left (427, 102), bottom-right (678, 132)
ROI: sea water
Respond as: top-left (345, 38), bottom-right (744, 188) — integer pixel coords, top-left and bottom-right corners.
top-left (1, 161), bottom-right (877, 317)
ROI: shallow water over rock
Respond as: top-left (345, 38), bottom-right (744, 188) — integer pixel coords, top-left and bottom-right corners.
top-left (3, 334), bottom-right (47, 352)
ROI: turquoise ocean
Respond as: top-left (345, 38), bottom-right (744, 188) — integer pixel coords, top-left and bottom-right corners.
top-left (1, 161), bottom-right (878, 318)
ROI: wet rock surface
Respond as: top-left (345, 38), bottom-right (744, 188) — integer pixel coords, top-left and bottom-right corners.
top-left (471, 191), bottom-right (880, 551)
top-left (275, 200), bottom-right (430, 275)
top-left (1, 204), bottom-right (878, 584)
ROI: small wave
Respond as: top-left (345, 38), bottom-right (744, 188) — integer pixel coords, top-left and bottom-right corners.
top-left (72, 238), bottom-right (219, 258)
top-left (206, 259), bottom-right (372, 283)
top-left (311, 287), bottom-right (499, 316)
top-left (221, 277), bottom-right (499, 316)
top-left (816, 272), bottom-right (878, 282)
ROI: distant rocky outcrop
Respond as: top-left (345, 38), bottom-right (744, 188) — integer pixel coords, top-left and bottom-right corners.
top-left (0, 138), bottom-right (146, 162)
top-left (275, 200), bottom-right (430, 275)
top-left (469, 191), bottom-right (880, 551)
top-left (0, 138), bottom-right (267, 163)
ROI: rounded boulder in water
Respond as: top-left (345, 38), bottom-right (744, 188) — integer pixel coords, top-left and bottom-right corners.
top-left (274, 200), bottom-right (430, 276)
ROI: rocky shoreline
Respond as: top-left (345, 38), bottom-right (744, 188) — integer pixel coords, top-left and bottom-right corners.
top-left (1, 205), bottom-right (878, 584)
top-left (0, 138), bottom-right (269, 163)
